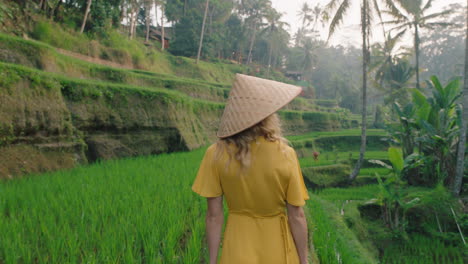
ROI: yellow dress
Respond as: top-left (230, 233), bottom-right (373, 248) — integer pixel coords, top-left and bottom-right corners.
top-left (192, 136), bottom-right (309, 264)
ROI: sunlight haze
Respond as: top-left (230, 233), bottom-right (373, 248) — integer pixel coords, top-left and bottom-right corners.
top-left (271, 0), bottom-right (466, 47)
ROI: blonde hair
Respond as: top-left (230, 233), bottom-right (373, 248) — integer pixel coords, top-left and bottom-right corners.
top-left (215, 113), bottom-right (288, 170)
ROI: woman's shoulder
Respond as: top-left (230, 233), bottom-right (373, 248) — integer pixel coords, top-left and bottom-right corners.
top-left (205, 143), bottom-right (220, 155)
top-left (259, 137), bottom-right (296, 156)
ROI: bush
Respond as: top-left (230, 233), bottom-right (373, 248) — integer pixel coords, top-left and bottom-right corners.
top-left (302, 164), bottom-right (351, 188)
top-left (314, 135), bottom-right (388, 151)
top-left (313, 99), bottom-right (338, 108)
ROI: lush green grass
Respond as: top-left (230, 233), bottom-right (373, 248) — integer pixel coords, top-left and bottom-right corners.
top-left (306, 194), bottom-right (377, 264)
top-left (0, 34), bottom-right (233, 100)
top-left (310, 184), bottom-right (466, 264)
top-left (287, 129), bottom-right (386, 142)
top-left (0, 149), bottom-right (209, 263)
top-left (0, 61), bottom-right (224, 109)
top-left (0, 146), bottom-right (381, 264)
top-left (298, 151), bottom-right (388, 168)
top-left (0, 62), bottom-right (348, 140)
top-left (359, 167), bottom-right (391, 176)
top-left (380, 234), bottom-right (465, 264)
top-left (0, 34), bottom-right (346, 114)
top-left (29, 20), bottom-right (242, 83)
top-left (1, 135), bottom-right (464, 264)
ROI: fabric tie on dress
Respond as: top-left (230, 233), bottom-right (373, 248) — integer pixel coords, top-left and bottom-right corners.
top-left (229, 211), bottom-right (292, 264)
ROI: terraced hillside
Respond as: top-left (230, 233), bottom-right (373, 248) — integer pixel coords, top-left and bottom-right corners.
top-left (0, 33), bottom-right (353, 177)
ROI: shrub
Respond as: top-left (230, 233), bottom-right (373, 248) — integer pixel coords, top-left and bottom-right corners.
top-left (302, 164), bottom-right (351, 188)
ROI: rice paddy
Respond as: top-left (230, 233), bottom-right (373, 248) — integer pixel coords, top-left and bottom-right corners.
top-left (0, 149), bottom-right (208, 263)
top-left (0, 131), bottom-right (465, 263)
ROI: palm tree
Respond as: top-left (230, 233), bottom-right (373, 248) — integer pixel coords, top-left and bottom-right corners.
top-left (196, 0), bottom-right (210, 64)
top-left (382, 58), bottom-right (416, 105)
top-left (260, 8), bottom-right (289, 76)
top-left (370, 33), bottom-right (413, 96)
top-left (300, 37), bottom-right (317, 74)
top-left (144, 0), bottom-right (152, 42)
top-left (453, 0), bottom-right (467, 196)
top-left (311, 4), bottom-right (323, 35)
top-left (158, 0), bottom-right (166, 51)
top-left (325, 0), bottom-right (376, 182)
top-left (298, 2), bottom-right (313, 28)
top-left (295, 2), bottom-right (313, 47)
top-left (239, 0), bottom-right (270, 64)
top-left (383, 0), bottom-right (453, 89)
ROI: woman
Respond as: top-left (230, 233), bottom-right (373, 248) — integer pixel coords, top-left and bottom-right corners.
top-left (192, 74), bottom-right (309, 264)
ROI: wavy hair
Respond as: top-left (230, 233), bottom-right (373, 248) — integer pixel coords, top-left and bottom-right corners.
top-left (215, 113), bottom-right (288, 170)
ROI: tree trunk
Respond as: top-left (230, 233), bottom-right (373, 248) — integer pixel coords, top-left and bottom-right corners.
top-left (145, 1), bottom-right (151, 42)
top-left (196, 0), bottom-right (210, 64)
top-left (415, 23), bottom-right (420, 90)
top-left (209, 5), bottom-right (215, 36)
top-left (161, 3), bottom-right (165, 51)
top-left (80, 0), bottom-right (92, 34)
top-left (453, 0), bottom-right (468, 196)
top-left (247, 26), bottom-right (256, 65)
top-left (120, 1), bottom-right (126, 26)
top-left (154, 1), bottom-right (158, 28)
top-left (349, 0), bottom-right (368, 182)
top-left (52, 0), bottom-right (62, 20)
top-left (129, 3), bottom-right (137, 39)
top-left (132, 5), bottom-right (138, 39)
top-left (129, 9), bottom-right (134, 38)
top-left (267, 41), bottom-right (273, 76)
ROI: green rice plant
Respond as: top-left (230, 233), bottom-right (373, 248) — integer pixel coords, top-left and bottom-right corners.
top-left (287, 129), bottom-right (386, 142)
top-left (306, 194), bottom-right (377, 264)
top-left (0, 149), bottom-right (209, 263)
top-left (381, 234), bottom-right (464, 264)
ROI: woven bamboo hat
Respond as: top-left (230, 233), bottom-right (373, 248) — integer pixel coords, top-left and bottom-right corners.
top-left (217, 74), bottom-right (302, 138)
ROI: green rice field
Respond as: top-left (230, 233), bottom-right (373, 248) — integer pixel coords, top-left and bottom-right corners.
top-left (0, 132), bottom-right (465, 263)
top-left (0, 149), bottom-right (208, 263)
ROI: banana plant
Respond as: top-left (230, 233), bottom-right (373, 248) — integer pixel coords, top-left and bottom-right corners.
top-left (370, 147), bottom-right (420, 233)
top-left (387, 76), bottom-right (462, 187)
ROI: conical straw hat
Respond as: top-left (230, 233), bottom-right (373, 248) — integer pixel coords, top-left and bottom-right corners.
top-left (217, 74), bottom-right (302, 138)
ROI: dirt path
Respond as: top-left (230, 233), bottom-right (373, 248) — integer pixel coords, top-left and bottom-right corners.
top-left (56, 48), bottom-right (134, 70)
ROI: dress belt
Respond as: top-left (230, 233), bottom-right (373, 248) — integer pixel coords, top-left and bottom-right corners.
top-left (229, 211), bottom-right (291, 264)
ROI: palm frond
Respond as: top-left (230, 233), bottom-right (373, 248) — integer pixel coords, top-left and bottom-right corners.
top-left (420, 9), bottom-right (452, 22)
top-left (421, 22), bottom-right (454, 29)
top-left (383, 0), bottom-right (407, 21)
top-left (372, 0), bottom-right (386, 32)
top-left (381, 18), bottom-right (410, 26)
top-left (324, 0), bottom-right (342, 15)
top-left (421, 0), bottom-right (434, 12)
top-left (388, 24), bottom-right (411, 33)
top-left (327, 0), bottom-right (350, 39)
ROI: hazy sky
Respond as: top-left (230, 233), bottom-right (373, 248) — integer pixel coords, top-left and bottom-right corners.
top-left (270, 0), bottom-right (466, 47)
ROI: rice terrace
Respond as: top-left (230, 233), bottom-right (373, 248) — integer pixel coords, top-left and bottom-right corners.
top-left (0, 0), bottom-right (467, 263)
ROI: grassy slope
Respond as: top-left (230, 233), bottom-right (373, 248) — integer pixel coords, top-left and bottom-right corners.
top-left (312, 185), bottom-right (465, 264)
top-left (0, 33), bottom-right (347, 115)
top-left (0, 61), bottom-right (341, 131)
top-left (29, 20), bottom-right (244, 84)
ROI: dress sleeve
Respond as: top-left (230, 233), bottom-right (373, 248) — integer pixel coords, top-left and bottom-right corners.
top-left (192, 145), bottom-right (223, 197)
top-left (286, 148), bottom-right (310, 206)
